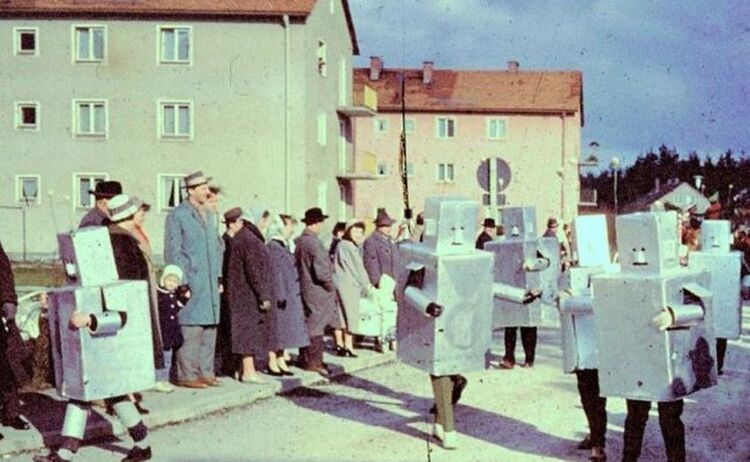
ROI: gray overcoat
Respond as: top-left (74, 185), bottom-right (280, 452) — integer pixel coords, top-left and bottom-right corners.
top-left (333, 239), bottom-right (370, 333)
top-left (294, 230), bottom-right (342, 337)
top-left (267, 238), bottom-right (310, 350)
top-left (363, 230), bottom-right (400, 287)
top-left (164, 200), bottom-right (221, 325)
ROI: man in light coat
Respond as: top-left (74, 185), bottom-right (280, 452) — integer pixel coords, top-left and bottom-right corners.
top-left (363, 209), bottom-right (400, 288)
top-left (164, 171), bottom-right (221, 389)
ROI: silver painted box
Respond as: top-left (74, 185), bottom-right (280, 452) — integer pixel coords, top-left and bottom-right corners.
top-left (47, 280), bottom-right (155, 401)
top-left (501, 206), bottom-right (538, 241)
top-left (592, 268), bottom-right (717, 401)
top-left (689, 251), bottom-right (742, 339)
top-left (58, 228), bottom-right (118, 287)
top-left (396, 244), bottom-right (494, 376)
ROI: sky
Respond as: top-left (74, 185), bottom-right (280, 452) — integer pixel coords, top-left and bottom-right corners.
top-left (348, 0), bottom-right (750, 168)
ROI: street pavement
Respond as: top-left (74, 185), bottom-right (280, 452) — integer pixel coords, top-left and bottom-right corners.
top-left (3, 321), bottom-right (749, 462)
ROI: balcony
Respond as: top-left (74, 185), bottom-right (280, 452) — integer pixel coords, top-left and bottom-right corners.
top-left (579, 188), bottom-right (598, 207)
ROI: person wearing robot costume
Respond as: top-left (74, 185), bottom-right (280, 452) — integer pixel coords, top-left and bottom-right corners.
top-left (558, 215), bottom-right (619, 462)
top-left (37, 202), bottom-right (156, 462)
top-left (687, 219), bottom-right (742, 376)
top-left (591, 211), bottom-right (717, 462)
top-left (484, 206), bottom-right (560, 369)
top-left (396, 197), bottom-right (494, 450)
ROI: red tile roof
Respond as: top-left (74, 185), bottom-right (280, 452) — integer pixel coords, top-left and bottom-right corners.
top-left (354, 68), bottom-right (583, 124)
top-left (0, 0), bottom-right (359, 53)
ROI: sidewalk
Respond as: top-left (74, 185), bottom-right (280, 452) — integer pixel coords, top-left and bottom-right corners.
top-left (0, 348), bottom-right (396, 457)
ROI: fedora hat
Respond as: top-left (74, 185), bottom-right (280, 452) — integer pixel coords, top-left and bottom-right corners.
top-left (374, 208), bottom-right (395, 227)
top-left (89, 180), bottom-right (122, 199)
top-left (183, 171), bottom-right (212, 189)
top-left (223, 207), bottom-right (243, 224)
top-left (483, 218), bottom-right (496, 228)
top-left (301, 207), bottom-right (329, 225)
top-left (108, 194), bottom-right (138, 222)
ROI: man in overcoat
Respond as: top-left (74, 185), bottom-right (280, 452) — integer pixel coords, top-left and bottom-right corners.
top-left (294, 208), bottom-right (341, 377)
top-left (363, 209), bottom-right (400, 288)
top-left (78, 181), bottom-right (122, 228)
top-left (475, 218), bottom-right (496, 250)
top-left (164, 171), bottom-right (221, 389)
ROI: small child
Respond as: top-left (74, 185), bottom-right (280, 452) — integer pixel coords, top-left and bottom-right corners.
top-left (154, 265), bottom-right (190, 392)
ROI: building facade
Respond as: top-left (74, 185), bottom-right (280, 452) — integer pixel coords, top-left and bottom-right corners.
top-left (345, 59), bottom-right (584, 232)
top-left (1, 0), bottom-right (359, 259)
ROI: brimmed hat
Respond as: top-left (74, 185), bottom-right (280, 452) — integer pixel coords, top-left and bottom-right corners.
top-left (483, 218), bottom-right (496, 228)
top-left (108, 194), bottom-right (138, 222)
top-left (183, 171), bottom-right (212, 189)
top-left (223, 207), bottom-right (243, 223)
top-left (301, 207), bottom-right (329, 225)
top-left (374, 208), bottom-right (395, 227)
top-left (160, 264), bottom-right (183, 286)
top-left (89, 180), bottom-right (122, 198)
top-left (547, 217), bottom-right (559, 228)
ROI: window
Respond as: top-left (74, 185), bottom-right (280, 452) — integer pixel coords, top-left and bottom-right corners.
top-left (374, 118), bottom-right (388, 133)
top-left (159, 101), bottom-right (192, 139)
top-left (487, 117), bottom-right (508, 140)
top-left (436, 117), bottom-right (456, 138)
top-left (376, 162), bottom-right (388, 177)
top-left (406, 162), bottom-right (415, 178)
top-left (74, 174), bottom-right (108, 209)
top-left (74, 100), bottom-right (107, 137)
top-left (404, 119), bottom-right (416, 134)
top-left (14, 28), bottom-right (38, 55)
top-left (317, 40), bottom-right (327, 76)
top-left (74, 26), bottom-right (105, 62)
top-left (158, 174), bottom-right (185, 210)
top-left (317, 112), bottom-right (327, 146)
top-left (15, 175), bottom-right (41, 205)
top-left (16, 102), bottom-right (39, 130)
top-left (159, 26), bottom-right (191, 64)
top-left (437, 163), bottom-right (455, 183)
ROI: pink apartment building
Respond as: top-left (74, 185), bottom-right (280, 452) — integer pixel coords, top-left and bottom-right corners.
top-left (341, 58), bottom-right (584, 231)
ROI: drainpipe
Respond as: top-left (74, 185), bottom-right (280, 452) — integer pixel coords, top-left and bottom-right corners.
top-left (283, 15), bottom-right (291, 211)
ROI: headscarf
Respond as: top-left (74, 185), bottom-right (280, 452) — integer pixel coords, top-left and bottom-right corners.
top-left (266, 212), bottom-right (287, 243)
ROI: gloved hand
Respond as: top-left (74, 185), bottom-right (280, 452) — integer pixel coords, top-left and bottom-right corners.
top-left (277, 300), bottom-right (287, 310)
top-left (2, 302), bottom-right (17, 321)
top-left (426, 303), bottom-right (443, 318)
top-left (259, 300), bottom-right (271, 312)
top-left (523, 289), bottom-right (542, 304)
top-left (651, 310), bottom-right (674, 331)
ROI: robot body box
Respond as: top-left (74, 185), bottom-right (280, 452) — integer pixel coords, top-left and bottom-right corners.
top-left (689, 251), bottom-right (742, 339)
top-left (396, 245), bottom-right (494, 376)
top-left (47, 280), bottom-right (155, 401)
top-left (592, 269), bottom-right (717, 401)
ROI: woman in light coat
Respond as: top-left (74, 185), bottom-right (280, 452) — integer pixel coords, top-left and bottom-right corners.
top-left (333, 220), bottom-right (373, 357)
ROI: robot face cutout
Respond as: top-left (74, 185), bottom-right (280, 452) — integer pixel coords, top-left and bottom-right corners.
top-left (421, 197), bottom-right (479, 255)
top-left (699, 220), bottom-right (730, 253)
top-left (616, 211), bottom-right (680, 274)
top-left (501, 207), bottom-right (536, 240)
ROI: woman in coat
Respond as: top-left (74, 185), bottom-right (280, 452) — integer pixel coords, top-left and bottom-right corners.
top-left (266, 214), bottom-right (310, 375)
top-left (333, 220), bottom-right (373, 357)
top-left (225, 213), bottom-right (276, 383)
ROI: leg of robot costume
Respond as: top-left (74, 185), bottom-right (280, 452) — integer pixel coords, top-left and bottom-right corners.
top-left (575, 369), bottom-right (607, 448)
top-left (716, 338), bottom-right (727, 375)
top-left (108, 395), bottom-right (152, 462)
top-left (622, 399), bottom-right (651, 462)
top-left (657, 400), bottom-right (685, 462)
top-left (503, 328), bottom-right (517, 365)
top-left (58, 400), bottom-right (91, 461)
top-left (520, 327), bottom-right (537, 365)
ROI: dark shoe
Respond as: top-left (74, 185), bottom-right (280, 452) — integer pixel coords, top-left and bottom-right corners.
top-left (33, 453), bottom-right (66, 462)
top-left (279, 368), bottom-right (295, 377)
top-left (577, 435), bottom-right (593, 450)
top-left (344, 348), bottom-right (358, 358)
top-left (135, 402), bottom-right (150, 415)
top-left (305, 366), bottom-right (330, 378)
top-left (122, 446), bottom-right (152, 462)
top-left (588, 452), bottom-right (606, 461)
top-left (499, 359), bottom-right (514, 369)
top-left (265, 368), bottom-right (284, 377)
top-left (334, 346), bottom-right (347, 357)
top-left (451, 375), bottom-right (467, 405)
top-left (198, 376), bottom-right (221, 387)
top-left (176, 379), bottom-right (209, 389)
top-left (429, 404), bottom-right (437, 415)
top-left (2, 415), bottom-right (30, 430)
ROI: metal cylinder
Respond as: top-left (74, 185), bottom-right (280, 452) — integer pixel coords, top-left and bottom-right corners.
top-left (492, 283), bottom-right (528, 304)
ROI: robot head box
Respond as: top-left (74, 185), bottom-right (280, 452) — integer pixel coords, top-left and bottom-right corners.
top-left (616, 211), bottom-right (680, 275)
top-left (573, 214), bottom-right (611, 268)
top-left (700, 220), bottom-right (731, 253)
top-left (501, 206), bottom-right (536, 240)
top-left (58, 227), bottom-right (119, 286)
top-left (421, 197), bottom-right (481, 255)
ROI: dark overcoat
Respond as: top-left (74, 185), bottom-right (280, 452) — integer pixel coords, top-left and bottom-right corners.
top-left (157, 288), bottom-right (186, 351)
top-left (362, 230), bottom-right (400, 287)
top-left (475, 231), bottom-right (493, 250)
top-left (0, 241), bottom-right (29, 384)
top-left (267, 239), bottom-right (310, 350)
top-left (294, 230), bottom-right (342, 337)
top-left (226, 226), bottom-right (276, 356)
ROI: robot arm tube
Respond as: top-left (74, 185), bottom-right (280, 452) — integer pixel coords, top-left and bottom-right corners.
top-left (666, 304), bottom-right (704, 326)
top-left (493, 283), bottom-right (528, 304)
top-left (405, 286), bottom-right (435, 316)
top-left (559, 295), bottom-right (594, 315)
top-left (89, 311), bottom-right (126, 336)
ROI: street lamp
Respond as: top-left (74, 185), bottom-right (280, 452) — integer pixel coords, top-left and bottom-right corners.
top-left (610, 156), bottom-right (621, 215)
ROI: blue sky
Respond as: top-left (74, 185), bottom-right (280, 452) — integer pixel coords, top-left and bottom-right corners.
top-left (349, 0), bottom-right (750, 168)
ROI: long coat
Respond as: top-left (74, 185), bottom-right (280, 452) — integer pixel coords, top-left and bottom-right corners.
top-left (109, 225), bottom-right (165, 369)
top-left (333, 239), bottom-right (370, 333)
top-left (294, 230), bottom-right (342, 337)
top-left (267, 238), bottom-right (310, 350)
top-left (0, 241), bottom-right (29, 385)
top-left (226, 226), bottom-right (276, 356)
top-left (164, 200), bottom-right (221, 325)
top-left (362, 230), bottom-right (400, 287)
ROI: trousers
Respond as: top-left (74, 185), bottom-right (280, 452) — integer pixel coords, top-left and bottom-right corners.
top-left (575, 369), bottom-right (607, 447)
top-left (175, 325), bottom-right (217, 381)
top-left (623, 399), bottom-right (684, 462)
top-left (503, 327), bottom-right (537, 364)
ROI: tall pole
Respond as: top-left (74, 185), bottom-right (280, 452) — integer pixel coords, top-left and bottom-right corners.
top-left (613, 171), bottom-right (618, 216)
top-left (611, 156), bottom-right (620, 216)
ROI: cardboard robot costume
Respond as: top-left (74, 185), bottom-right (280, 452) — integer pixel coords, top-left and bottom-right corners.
top-left (485, 206), bottom-right (560, 329)
top-left (591, 211), bottom-right (717, 402)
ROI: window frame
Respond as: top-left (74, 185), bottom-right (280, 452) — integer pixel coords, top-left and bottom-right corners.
top-left (486, 117), bottom-right (509, 140)
top-left (15, 101), bottom-right (40, 130)
top-left (157, 174), bottom-right (187, 211)
top-left (72, 99), bottom-right (108, 138)
top-left (157, 25), bottom-right (193, 65)
top-left (158, 100), bottom-right (194, 140)
top-left (13, 27), bottom-right (39, 56)
top-left (376, 162), bottom-right (388, 177)
top-left (374, 117), bottom-right (389, 134)
top-left (436, 162), bottom-right (456, 183)
top-left (73, 172), bottom-right (109, 210)
top-left (404, 118), bottom-right (416, 134)
top-left (15, 174), bottom-right (42, 205)
top-left (72, 24), bottom-right (107, 63)
top-left (435, 116), bottom-right (457, 139)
